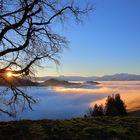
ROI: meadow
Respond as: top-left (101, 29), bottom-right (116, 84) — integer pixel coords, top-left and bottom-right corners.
top-left (0, 116), bottom-right (140, 140)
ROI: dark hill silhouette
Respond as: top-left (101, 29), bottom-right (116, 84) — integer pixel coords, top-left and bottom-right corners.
top-left (0, 76), bottom-right (38, 86)
top-left (84, 81), bottom-right (100, 85)
top-left (43, 79), bottom-right (80, 86)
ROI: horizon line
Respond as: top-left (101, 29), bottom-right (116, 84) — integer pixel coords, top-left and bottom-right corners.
top-left (36, 73), bottom-right (140, 78)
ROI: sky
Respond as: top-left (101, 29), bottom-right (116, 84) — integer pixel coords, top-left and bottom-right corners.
top-left (39, 0), bottom-right (140, 77)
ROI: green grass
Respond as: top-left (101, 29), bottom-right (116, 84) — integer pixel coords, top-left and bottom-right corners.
top-left (0, 116), bottom-right (140, 140)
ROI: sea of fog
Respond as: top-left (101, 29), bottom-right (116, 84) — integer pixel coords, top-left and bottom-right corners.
top-left (0, 81), bottom-right (140, 121)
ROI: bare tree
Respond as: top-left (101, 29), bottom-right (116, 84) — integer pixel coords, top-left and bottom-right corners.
top-left (0, 0), bottom-right (93, 116)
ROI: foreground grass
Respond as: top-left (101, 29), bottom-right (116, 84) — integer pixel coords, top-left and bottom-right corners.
top-left (0, 117), bottom-right (140, 140)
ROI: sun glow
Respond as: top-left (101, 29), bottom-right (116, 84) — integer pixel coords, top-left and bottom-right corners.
top-left (6, 72), bottom-right (13, 77)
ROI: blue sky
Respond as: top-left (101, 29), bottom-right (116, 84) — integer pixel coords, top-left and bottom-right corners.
top-left (40, 0), bottom-right (140, 76)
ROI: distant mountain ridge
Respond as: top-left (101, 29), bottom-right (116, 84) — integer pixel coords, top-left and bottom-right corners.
top-left (37, 73), bottom-right (140, 81)
top-left (96, 73), bottom-right (140, 81)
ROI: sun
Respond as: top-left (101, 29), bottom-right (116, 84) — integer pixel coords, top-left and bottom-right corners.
top-left (6, 72), bottom-right (13, 77)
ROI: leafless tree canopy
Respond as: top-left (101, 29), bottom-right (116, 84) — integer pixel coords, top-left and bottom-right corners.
top-left (0, 0), bottom-right (92, 116)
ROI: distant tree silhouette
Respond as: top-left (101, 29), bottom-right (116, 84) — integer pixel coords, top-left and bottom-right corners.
top-left (87, 104), bottom-right (104, 117)
top-left (0, 0), bottom-right (93, 116)
top-left (98, 104), bottom-right (104, 116)
top-left (114, 94), bottom-right (127, 115)
top-left (105, 94), bottom-right (127, 116)
top-left (86, 94), bottom-right (127, 117)
top-left (87, 107), bottom-right (94, 117)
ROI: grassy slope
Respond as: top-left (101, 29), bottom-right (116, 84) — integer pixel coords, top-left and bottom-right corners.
top-left (0, 117), bottom-right (140, 140)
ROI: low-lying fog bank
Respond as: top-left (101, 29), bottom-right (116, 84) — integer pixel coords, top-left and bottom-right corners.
top-left (0, 81), bottom-right (140, 121)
